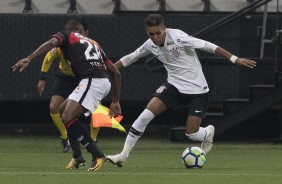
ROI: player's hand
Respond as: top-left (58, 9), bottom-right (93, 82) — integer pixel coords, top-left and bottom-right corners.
top-left (109, 102), bottom-right (121, 118)
top-left (37, 80), bottom-right (46, 96)
top-left (235, 58), bottom-right (256, 68)
top-left (12, 58), bottom-right (31, 72)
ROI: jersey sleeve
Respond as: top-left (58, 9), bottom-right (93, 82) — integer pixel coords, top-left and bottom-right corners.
top-left (50, 31), bottom-right (67, 46)
top-left (120, 40), bottom-right (151, 67)
top-left (40, 48), bottom-right (59, 73)
top-left (175, 30), bottom-right (218, 54)
top-left (96, 44), bottom-right (112, 65)
top-left (101, 50), bottom-right (112, 65)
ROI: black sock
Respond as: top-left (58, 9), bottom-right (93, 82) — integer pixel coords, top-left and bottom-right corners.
top-left (68, 138), bottom-right (82, 159)
top-left (66, 119), bottom-right (104, 159)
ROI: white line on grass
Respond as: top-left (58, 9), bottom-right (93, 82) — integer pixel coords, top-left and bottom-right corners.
top-left (0, 172), bottom-right (282, 177)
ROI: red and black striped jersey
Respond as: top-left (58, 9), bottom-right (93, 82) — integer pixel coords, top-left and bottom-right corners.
top-left (51, 31), bottom-right (112, 79)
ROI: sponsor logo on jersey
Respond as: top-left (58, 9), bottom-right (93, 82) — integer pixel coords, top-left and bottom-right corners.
top-left (177, 39), bottom-right (193, 46)
top-left (167, 40), bottom-right (174, 45)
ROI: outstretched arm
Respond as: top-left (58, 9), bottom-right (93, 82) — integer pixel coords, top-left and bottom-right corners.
top-left (37, 48), bottom-right (59, 96)
top-left (12, 37), bottom-right (60, 72)
top-left (215, 47), bottom-right (256, 68)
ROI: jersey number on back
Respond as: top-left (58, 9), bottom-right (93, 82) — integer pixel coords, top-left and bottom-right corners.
top-left (80, 39), bottom-right (102, 61)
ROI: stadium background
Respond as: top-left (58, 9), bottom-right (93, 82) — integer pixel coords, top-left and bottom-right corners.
top-left (0, 3), bottom-right (281, 140)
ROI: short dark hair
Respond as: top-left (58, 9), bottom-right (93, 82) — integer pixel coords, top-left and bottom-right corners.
top-left (145, 14), bottom-right (164, 27)
top-left (79, 18), bottom-right (88, 32)
top-left (64, 20), bottom-right (82, 31)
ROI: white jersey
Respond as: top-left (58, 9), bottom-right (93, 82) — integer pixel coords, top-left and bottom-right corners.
top-left (120, 28), bottom-right (218, 94)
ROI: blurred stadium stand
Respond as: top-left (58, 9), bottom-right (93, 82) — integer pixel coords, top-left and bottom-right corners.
top-left (0, 0), bottom-right (280, 14)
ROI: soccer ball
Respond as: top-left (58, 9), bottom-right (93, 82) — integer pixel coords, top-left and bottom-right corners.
top-left (181, 146), bottom-right (207, 169)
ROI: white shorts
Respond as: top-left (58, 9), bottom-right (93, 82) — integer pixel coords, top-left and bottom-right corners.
top-left (69, 78), bottom-right (111, 116)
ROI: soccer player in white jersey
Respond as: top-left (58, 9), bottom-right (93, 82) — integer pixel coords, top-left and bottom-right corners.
top-left (107, 14), bottom-right (256, 167)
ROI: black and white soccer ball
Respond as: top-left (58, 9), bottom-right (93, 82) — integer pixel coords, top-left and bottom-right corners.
top-left (181, 146), bottom-right (207, 169)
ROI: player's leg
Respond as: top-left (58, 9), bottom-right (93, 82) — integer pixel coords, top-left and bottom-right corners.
top-left (184, 93), bottom-right (215, 154)
top-left (107, 97), bottom-right (167, 166)
top-left (185, 116), bottom-right (206, 141)
top-left (59, 99), bottom-right (84, 169)
top-left (60, 99), bottom-right (84, 169)
top-left (108, 83), bottom-right (178, 166)
top-left (185, 116), bottom-right (214, 153)
top-left (61, 99), bottom-right (105, 170)
top-left (50, 95), bottom-right (70, 153)
top-left (51, 75), bottom-right (79, 153)
top-left (64, 78), bottom-right (111, 171)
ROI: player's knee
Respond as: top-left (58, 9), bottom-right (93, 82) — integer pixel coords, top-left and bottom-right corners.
top-left (59, 103), bottom-right (66, 117)
top-left (49, 102), bottom-right (60, 114)
top-left (61, 111), bottom-right (72, 124)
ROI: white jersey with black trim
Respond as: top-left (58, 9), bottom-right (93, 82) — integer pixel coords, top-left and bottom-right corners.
top-left (120, 28), bottom-right (218, 94)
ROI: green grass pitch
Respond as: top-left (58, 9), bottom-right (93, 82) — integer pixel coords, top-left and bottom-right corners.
top-left (0, 135), bottom-right (282, 184)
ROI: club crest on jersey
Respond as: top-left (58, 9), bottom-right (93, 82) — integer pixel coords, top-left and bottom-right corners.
top-left (156, 86), bottom-right (167, 93)
top-left (170, 47), bottom-right (180, 58)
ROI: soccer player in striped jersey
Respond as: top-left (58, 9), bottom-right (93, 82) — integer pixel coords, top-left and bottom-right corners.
top-left (37, 21), bottom-right (100, 153)
top-left (107, 14), bottom-right (256, 167)
top-left (12, 20), bottom-right (121, 172)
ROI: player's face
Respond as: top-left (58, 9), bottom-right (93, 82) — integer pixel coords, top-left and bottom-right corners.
top-left (146, 25), bottom-right (166, 47)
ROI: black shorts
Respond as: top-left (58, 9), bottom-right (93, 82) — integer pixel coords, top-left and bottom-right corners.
top-left (51, 74), bottom-right (80, 99)
top-left (153, 82), bottom-right (209, 118)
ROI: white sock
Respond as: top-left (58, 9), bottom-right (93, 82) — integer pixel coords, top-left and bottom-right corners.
top-left (120, 109), bottom-right (155, 159)
top-left (185, 127), bottom-right (207, 141)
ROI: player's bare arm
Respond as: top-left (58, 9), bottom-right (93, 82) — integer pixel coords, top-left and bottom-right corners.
top-left (215, 47), bottom-right (256, 68)
top-left (12, 38), bottom-right (60, 72)
top-left (113, 60), bottom-right (125, 70)
top-left (106, 62), bottom-right (121, 117)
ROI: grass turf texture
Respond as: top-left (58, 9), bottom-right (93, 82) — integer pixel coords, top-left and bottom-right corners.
top-left (0, 136), bottom-right (282, 184)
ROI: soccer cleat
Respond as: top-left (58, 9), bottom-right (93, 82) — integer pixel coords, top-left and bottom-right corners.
top-left (201, 125), bottom-right (215, 154)
top-left (88, 156), bottom-right (106, 171)
top-left (62, 138), bottom-right (71, 153)
top-left (106, 153), bottom-right (125, 167)
top-left (66, 156), bottom-right (86, 169)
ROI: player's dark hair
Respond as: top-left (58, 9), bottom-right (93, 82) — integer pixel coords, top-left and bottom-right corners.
top-left (145, 14), bottom-right (164, 27)
top-left (79, 18), bottom-right (88, 31)
top-left (64, 20), bottom-right (82, 31)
